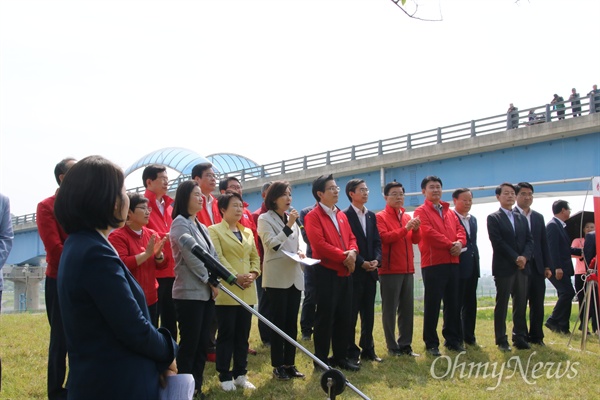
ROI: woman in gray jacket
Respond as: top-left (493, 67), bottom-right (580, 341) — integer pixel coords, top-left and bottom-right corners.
top-left (170, 180), bottom-right (218, 399)
top-left (257, 181), bottom-right (305, 381)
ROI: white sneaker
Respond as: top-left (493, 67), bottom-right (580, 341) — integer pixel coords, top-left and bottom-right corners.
top-left (233, 375), bottom-right (256, 390)
top-left (220, 379), bottom-right (236, 391)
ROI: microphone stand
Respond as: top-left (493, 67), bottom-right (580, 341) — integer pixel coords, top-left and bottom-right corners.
top-left (201, 270), bottom-right (370, 400)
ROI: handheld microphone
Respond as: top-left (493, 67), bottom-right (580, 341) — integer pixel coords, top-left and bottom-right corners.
top-left (289, 207), bottom-right (304, 229)
top-left (178, 233), bottom-right (244, 290)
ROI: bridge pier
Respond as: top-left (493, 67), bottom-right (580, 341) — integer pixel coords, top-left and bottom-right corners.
top-left (3, 266), bottom-right (46, 312)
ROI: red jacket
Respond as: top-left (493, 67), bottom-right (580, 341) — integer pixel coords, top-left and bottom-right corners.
top-left (197, 193), bottom-right (222, 227)
top-left (144, 190), bottom-right (174, 278)
top-left (376, 205), bottom-right (421, 275)
top-left (241, 201), bottom-right (259, 250)
top-left (37, 194), bottom-right (68, 279)
top-left (108, 226), bottom-right (163, 305)
top-left (413, 199), bottom-right (466, 268)
top-left (305, 203), bottom-right (358, 277)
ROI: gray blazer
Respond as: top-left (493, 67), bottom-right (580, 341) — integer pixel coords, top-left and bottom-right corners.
top-left (170, 215), bottom-right (216, 301)
top-left (257, 210), bottom-right (304, 290)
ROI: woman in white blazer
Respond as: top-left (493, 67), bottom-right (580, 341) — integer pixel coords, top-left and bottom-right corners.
top-left (257, 181), bottom-right (305, 381)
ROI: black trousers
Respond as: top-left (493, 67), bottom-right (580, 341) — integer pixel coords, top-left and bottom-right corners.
top-left (526, 270), bottom-right (546, 342)
top-left (422, 263), bottom-right (461, 349)
top-left (458, 271), bottom-right (479, 344)
top-left (174, 299), bottom-right (214, 392)
top-left (494, 270), bottom-right (528, 345)
top-left (266, 286), bottom-right (302, 367)
top-left (45, 277), bottom-right (68, 400)
top-left (215, 305), bottom-right (252, 382)
top-left (314, 265), bottom-right (352, 364)
top-left (300, 264), bottom-right (317, 337)
top-left (157, 277), bottom-right (178, 341)
top-left (348, 274), bottom-right (377, 359)
top-left (547, 274), bottom-right (576, 332)
top-left (256, 275), bottom-right (272, 345)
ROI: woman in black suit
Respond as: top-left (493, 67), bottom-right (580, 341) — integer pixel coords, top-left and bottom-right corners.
top-left (54, 155), bottom-right (177, 400)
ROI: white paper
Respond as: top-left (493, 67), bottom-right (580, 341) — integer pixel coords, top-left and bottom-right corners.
top-left (282, 250), bottom-right (321, 266)
top-left (158, 374), bottom-right (195, 400)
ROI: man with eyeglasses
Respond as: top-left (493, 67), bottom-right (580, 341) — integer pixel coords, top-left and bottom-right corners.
top-left (514, 182), bottom-right (552, 346)
top-left (142, 164), bottom-right (178, 341)
top-left (304, 174), bottom-right (360, 372)
top-left (376, 181), bottom-right (421, 357)
top-left (343, 179), bottom-right (382, 364)
top-left (414, 176), bottom-right (466, 357)
top-left (545, 200), bottom-right (582, 334)
top-left (192, 163), bottom-right (222, 227)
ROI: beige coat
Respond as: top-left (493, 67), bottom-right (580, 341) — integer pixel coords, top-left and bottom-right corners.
top-left (208, 220), bottom-right (260, 306)
top-left (257, 210), bottom-right (304, 290)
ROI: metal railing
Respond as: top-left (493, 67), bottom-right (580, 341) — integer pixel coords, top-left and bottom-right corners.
top-left (12, 94), bottom-right (600, 226)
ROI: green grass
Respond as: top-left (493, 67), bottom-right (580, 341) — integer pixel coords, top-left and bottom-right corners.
top-left (1, 303), bottom-right (599, 400)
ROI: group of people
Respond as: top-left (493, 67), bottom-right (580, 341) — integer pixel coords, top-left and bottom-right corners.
top-left (34, 156), bottom-right (598, 399)
top-left (507, 84), bottom-right (600, 129)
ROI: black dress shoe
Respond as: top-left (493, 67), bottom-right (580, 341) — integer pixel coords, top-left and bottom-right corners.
top-left (426, 347), bottom-right (441, 357)
top-left (361, 353), bottom-right (383, 362)
top-left (273, 366), bottom-right (291, 380)
top-left (445, 344), bottom-right (466, 352)
top-left (398, 346), bottom-right (420, 357)
top-left (284, 365), bottom-right (305, 378)
top-left (545, 321), bottom-right (561, 333)
top-left (332, 358), bottom-right (360, 372)
top-left (530, 340), bottom-right (545, 346)
top-left (498, 343), bottom-right (512, 352)
top-left (513, 341), bottom-right (531, 350)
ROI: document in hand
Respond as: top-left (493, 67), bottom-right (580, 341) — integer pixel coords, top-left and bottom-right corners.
top-left (282, 250), bottom-right (321, 266)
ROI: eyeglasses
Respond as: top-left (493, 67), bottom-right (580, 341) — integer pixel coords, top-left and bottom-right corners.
top-left (204, 173), bottom-right (219, 180)
top-left (135, 206), bottom-right (152, 213)
top-left (325, 186), bottom-right (340, 193)
top-left (227, 185), bottom-right (242, 190)
top-left (517, 193), bottom-right (533, 198)
top-left (358, 188), bottom-right (369, 194)
top-left (387, 192), bottom-right (404, 198)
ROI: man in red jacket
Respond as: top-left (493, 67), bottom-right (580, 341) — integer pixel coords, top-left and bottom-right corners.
top-left (192, 163), bottom-right (222, 227)
top-left (376, 182), bottom-right (421, 357)
top-left (37, 157), bottom-right (76, 400)
top-left (305, 174), bottom-right (360, 372)
top-left (413, 176), bottom-right (466, 357)
top-left (142, 164), bottom-right (177, 340)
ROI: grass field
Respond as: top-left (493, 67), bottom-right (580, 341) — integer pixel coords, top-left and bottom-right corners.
top-left (1, 304), bottom-right (599, 400)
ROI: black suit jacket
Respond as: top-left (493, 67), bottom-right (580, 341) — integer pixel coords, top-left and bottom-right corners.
top-left (343, 206), bottom-right (382, 282)
top-left (454, 211), bottom-right (480, 280)
top-left (299, 205), bottom-right (314, 258)
top-left (583, 231), bottom-right (596, 267)
top-left (546, 217), bottom-right (582, 276)
top-left (523, 209), bottom-right (551, 276)
top-left (487, 208), bottom-right (534, 277)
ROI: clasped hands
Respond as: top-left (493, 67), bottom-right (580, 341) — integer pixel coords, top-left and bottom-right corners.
top-left (236, 272), bottom-right (257, 289)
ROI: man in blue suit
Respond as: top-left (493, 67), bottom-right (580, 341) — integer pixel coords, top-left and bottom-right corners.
top-left (452, 188), bottom-right (480, 347)
top-left (514, 182), bottom-right (552, 346)
top-left (487, 183), bottom-right (534, 351)
top-left (343, 179), bottom-right (382, 364)
top-left (545, 200), bottom-right (582, 334)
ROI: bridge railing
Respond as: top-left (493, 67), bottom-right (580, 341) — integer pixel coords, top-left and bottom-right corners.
top-left (12, 94), bottom-right (600, 226)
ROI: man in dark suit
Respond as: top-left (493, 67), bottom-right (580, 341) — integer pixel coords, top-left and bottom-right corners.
top-left (343, 179), bottom-right (382, 364)
top-left (299, 205), bottom-right (316, 341)
top-left (584, 231), bottom-right (596, 266)
top-left (545, 200), bottom-right (582, 334)
top-left (452, 188), bottom-right (480, 347)
top-left (514, 182), bottom-right (552, 346)
top-left (487, 183), bottom-right (534, 352)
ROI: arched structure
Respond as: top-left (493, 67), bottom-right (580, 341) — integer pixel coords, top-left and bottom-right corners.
top-left (206, 153), bottom-right (260, 176)
top-left (124, 147), bottom-right (211, 177)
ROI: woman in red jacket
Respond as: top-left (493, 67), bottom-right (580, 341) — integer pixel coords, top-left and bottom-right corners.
top-left (109, 192), bottom-right (168, 327)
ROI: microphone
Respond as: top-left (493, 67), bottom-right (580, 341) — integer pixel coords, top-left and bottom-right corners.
top-left (178, 233), bottom-right (244, 289)
top-left (289, 207), bottom-right (304, 229)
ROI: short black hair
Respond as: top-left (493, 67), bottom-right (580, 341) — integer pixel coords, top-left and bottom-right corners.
top-left (495, 182), bottom-right (516, 196)
top-left (420, 175), bottom-right (442, 190)
top-left (552, 200), bottom-right (570, 215)
top-left (261, 182), bottom-right (273, 194)
top-left (515, 182), bottom-right (534, 194)
top-left (384, 181), bottom-right (404, 196)
top-left (54, 157), bottom-right (76, 186)
top-left (217, 192), bottom-right (244, 217)
top-left (219, 177), bottom-right (241, 192)
top-left (264, 181), bottom-right (290, 211)
top-left (172, 180), bottom-right (199, 220)
top-left (142, 164), bottom-right (167, 188)
top-left (127, 192), bottom-right (148, 212)
top-left (345, 179), bottom-right (365, 202)
top-left (311, 174), bottom-right (334, 202)
top-left (452, 188), bottom-right (471, 199)
top-left (191, 162), bottom-right (213, 180)
top-left (54, 155), bottom-right (125, 234)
